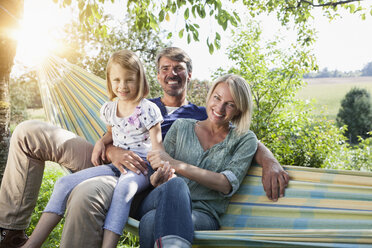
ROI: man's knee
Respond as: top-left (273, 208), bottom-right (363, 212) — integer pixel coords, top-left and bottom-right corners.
top-left (66, 176), bottom-right (117, 214)
top-left (11, 120), bottom-right (44, 142)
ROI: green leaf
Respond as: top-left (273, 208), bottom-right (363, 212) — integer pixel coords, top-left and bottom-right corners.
top-left (184, 8), bottom-right (189, 20)
top-left (348, 4), bottom-right (355, 13)
top-left (187, 33), bottom-right (191, 43)
top-left (167, 32), bottom-right (173, 39)
top-left (165, 12), bottom-right (170, 21)
top-left (159, 10), bottom-right (165, 22)
top-left (191, 6), bottom-right (197, 18)
top-left (192, 30), bottom-right (199, 41)
top-left (216, 32), bottom-right (221, 40)
top-left (179, 28), bottom-right (184, 38)
top-left (208, 43), bottom-right (214, 54)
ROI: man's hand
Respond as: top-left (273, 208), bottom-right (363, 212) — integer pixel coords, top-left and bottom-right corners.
top-left (255, 142), bottom-right (290, 201)
top-left (261, 161), bottom-right (289, 201)
top-left (150, 162), bottom-right (176, 187)
top-left (106, 144), bottom-right (148, 175)
top-left (91, 139), bottom-right (106, 166)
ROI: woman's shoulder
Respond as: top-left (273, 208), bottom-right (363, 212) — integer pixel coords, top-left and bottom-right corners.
top-left (231, 129), bottom-right (258, 144)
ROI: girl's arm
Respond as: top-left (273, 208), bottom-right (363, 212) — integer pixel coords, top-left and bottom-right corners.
top-left (148, 122), bottom-right (164, 151)
top-left (91, 125), bottom-right (113, 166)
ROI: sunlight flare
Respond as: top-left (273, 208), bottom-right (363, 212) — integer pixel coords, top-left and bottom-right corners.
top-left (14, 0), bottom-right (73, 68)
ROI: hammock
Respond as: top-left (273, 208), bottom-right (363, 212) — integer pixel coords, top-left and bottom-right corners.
top-left (37, 56), bottom-right (372, 248)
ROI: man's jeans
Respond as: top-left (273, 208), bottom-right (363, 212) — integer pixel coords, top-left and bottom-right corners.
top-left (138, 177), bottom-right (219, 248)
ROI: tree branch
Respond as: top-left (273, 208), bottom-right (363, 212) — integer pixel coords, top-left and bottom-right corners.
top-left (299, 0), bottom-right (363, 8)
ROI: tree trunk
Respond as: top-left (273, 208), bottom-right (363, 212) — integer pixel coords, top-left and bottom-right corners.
top-left (0, 0), bottom-right (23, 183)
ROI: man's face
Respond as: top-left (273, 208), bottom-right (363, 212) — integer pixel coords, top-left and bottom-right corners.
top-left (157, 56), bottom-right (191, 97)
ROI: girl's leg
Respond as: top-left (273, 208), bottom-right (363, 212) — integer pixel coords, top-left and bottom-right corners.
top-left (138, 177), bottom-right (193, 248)
top-left (0, 120), bottom-right (93, 231)
top-left (22, 165), bottom-right (118, 248)
top-left (102, 170), bottom-right (149, 248)
top-left (21, 213), bottom-right (61, 248)
top-left (44, 165), bottom-right (118, 216)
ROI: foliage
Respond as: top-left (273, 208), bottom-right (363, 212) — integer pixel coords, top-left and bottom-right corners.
top-left (215, 21), bottom-right (349, 167)
top-left (362, 62), bottom-right (372, 76)
top-left (187, 79), bottom-right (211, 107)
top-left (57, 14), bottom-right (169, 99)
top-left (303, 67), bottom-right (363, 78)
top-left (324, 132), bottom-right (372, 171)
top-left (55, 0), bottom-right (371, 53)
top-left (10, 72), bottom-right (42, 125)
top-left (336, 87), bottom-right (372, 144)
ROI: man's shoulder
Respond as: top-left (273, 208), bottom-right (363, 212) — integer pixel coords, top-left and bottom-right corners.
top-left (179, 102), bottom-right (207, 120)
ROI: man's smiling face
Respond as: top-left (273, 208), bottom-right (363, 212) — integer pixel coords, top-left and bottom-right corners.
top-left (157, 56), bottom-right (191, 97)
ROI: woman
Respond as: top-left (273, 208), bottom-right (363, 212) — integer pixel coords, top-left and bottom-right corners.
top-left (141, 74), bottom-right (258, 248)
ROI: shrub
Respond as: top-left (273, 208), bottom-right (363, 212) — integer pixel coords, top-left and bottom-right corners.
top-left (336, 87), bottom-right (372, 144)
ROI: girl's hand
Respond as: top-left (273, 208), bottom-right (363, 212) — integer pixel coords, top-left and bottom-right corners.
top-left (147, 150), bottom-right (174, 170)
top-left (91, 140), bottom-right (106, 166)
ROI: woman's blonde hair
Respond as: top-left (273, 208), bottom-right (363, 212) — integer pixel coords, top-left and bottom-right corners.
top-left (106, 50), bottom-right (149, 101)
top-left (206, 74), bottom-right (253, 135)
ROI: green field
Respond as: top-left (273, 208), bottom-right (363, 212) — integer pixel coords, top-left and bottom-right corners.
top-left (296, 77), bottom-right (372, 120)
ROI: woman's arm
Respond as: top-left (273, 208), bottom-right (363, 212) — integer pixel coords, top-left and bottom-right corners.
top-left (147, 151), bottom-right (231, 194)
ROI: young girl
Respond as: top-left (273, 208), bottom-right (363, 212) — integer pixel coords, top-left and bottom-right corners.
top-left (22, 50), bottom-right (164, 248)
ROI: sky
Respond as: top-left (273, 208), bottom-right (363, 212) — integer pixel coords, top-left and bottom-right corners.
top-left (11, 0), bottom-right (372, 81)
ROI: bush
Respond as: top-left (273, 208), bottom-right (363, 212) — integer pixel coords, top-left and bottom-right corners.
top-left (324, 132), bottom-right (372, 171)
top-left (336, 87), bottom-right (372, 144)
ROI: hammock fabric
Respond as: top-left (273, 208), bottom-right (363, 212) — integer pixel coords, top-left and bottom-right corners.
top-left (37, 57), bottom-right (372, 248)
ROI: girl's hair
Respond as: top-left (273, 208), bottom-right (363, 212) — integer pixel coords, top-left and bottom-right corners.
top-left (156, 47), bottom-right (192, 73)
top-left (106, 50), bottom-right (149, 101)
top-left (206, 74), bottom-right (253, 135)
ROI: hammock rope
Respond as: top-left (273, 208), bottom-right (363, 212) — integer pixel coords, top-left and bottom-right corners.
top-left (37, 56), bottom-right (372, 248)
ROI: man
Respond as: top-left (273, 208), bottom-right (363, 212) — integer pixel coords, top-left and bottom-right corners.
top-left (0, 47), bottom-right (289, 248)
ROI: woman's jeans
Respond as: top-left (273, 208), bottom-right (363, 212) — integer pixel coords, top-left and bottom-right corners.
top-left (44, 163), bottom-right (149, 235)
top-left (138, 177), bottom-right (219, 248)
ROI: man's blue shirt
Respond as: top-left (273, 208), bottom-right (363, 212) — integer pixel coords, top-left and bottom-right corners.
top-left (149, 97), bottom-right (207, 139)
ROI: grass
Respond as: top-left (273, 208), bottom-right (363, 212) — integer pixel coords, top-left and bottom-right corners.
top-left (297, 77), bottom-right (372, 120)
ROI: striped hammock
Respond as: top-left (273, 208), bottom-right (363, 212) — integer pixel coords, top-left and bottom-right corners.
top-left (37, 56), bottom-right (372, 247)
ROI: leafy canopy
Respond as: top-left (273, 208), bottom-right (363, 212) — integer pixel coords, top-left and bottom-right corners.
top-left (55, 0), bottom-right (371, 53)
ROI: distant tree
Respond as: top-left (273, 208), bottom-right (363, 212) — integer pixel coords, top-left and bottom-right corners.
top-left (337, 87), bottom-right (372, 144)
top-left (58, 15), bottom-right (169, 98)
top-left (10, 71), bottom-right (42, 125)
top-left (361, 62), bottom-right (372, 76)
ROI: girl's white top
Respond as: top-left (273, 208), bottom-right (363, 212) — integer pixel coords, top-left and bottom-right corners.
top-left (100, 98), bottom-right (163, 158)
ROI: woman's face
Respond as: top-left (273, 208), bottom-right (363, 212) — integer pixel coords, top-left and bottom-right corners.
top-left (109, 63), bottom-right (139, 102)
top-left (207, 82), bottom-right (240, 127)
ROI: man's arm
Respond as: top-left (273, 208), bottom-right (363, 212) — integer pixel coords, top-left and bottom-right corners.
top-left (254, 142), bottom-right (289, 201)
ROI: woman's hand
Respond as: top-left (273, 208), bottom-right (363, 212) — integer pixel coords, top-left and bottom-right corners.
top-left (147, 150), bottom-right (174, 170)
top-left (91, 139), bottom-right (106, 166)
top-left (150, 161), bottom-right (177, 187)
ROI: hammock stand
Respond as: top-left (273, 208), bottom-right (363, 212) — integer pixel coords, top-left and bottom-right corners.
top-left (37, 56), bottom-right (372, 248)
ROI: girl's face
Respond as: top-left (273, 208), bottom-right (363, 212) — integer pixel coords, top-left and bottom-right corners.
top-left (109, 63), bottom-right (139, 102)
top-left (207, 82), bottom-right (240, 127)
